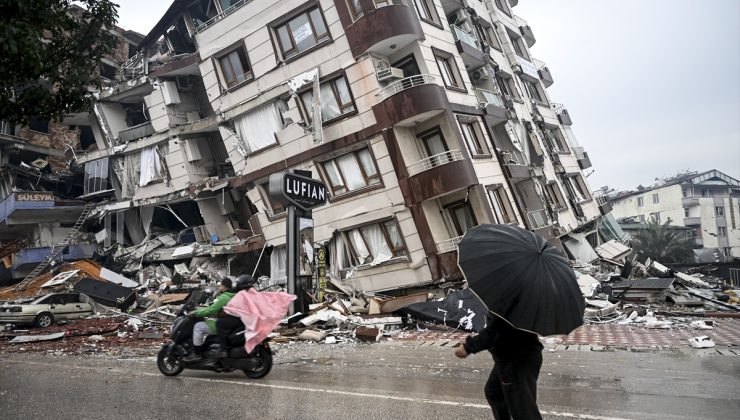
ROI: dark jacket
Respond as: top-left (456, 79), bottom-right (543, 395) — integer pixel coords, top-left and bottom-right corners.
top-left (463, 316), bottom-right (543, 362)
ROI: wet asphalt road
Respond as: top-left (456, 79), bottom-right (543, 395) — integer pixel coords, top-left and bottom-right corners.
top-left (1, 342), bottom-right (739, 420)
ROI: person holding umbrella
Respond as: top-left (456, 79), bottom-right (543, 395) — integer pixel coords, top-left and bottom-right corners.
top-left (453, 224), bottom-right (586, 420)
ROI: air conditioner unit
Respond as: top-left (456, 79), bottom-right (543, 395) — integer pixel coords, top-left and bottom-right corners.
top-left (471, 67), bottom-right (490, 83)
top-left (376, 67), bottom-right (404, 82)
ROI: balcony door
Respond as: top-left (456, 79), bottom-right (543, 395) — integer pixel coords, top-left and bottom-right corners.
top-left (393, 54), bottom-right (421, 78)
top-left (445, 200), bottom-right (478, 236)
top-left (418, 128), bottom-right (449, 166)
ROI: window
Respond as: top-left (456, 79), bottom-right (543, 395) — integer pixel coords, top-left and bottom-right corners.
top-left (723, 247), bottom-right (731, 259)
top-left (418, 127), bottom-right (449, 159)
top-left (347, 0), bottom-right (363, 19)
top-left (652, 193), bottom-right (659, 204)
top-left (434, 52), bottom-right (464, 90)
top-left (393, 54), bottom-right (421, 78)
top-left (344, 219), bottom-right (407, 266)
top-left (487, 186), bottom-right (517, 224)
top-left (320, 148), bottom-right (381, 196)
top-left (413, 0), bottom-right (441, 25)
top-left (508, 32), bottom-right (529, 59)
top-left (475, 23), bottom-right (500, 51)
top-left (217, 45), bottom-right (252, 88)
top-left (28, 116), bottom-right (49, 134)
top-left (299, 74), bottom-right (356, 124)
top-left (446, 201), bottom-right (478, 236)
top-left (650, 212), bottom-right (661, 223)
top-left (84, 158), bottom-right (110, 195)
top-left (639, 214), bottom-right (646, 223)
top-left (716, 206), bottom-right (725, 216)
top-left (100, 62), bottom-right (117, 80)
top-left (523, 79), bottom-right (545, 103)
top-left (567, 175), bottom-right (589, 202)
top-left (274, 6), bottom-right (330, 60)
top-left (494, 0), bottom-right (512, 17)
top-left (544, 127), bottom-right (568, 153)
top-left (701, 188), bottom-right (710, 197)
top-left (718, 226), bottom-right (727, 237)
top-left (233, 102), bottom-right (281, 153)
top-left (259, 181), bottom-right (285, 215)
top-left (684, 208), bottom-right (689, 217)
top-left (458, 117), bottom-right (489, 155)
top-left (497, 73), bottom-right (520, 100)
top-left (637, 197), bottom-right (644, 207)
top-left (0, 173), bottom-right (12, 200)
top-left (545, 182), bottom-right (567, 209)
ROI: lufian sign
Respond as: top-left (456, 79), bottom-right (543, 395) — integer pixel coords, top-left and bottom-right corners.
top-left (269, 172), bottom-right (327, 211)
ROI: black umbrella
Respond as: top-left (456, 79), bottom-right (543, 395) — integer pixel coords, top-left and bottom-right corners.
top-left (457, 224), bottom-right (585, 336)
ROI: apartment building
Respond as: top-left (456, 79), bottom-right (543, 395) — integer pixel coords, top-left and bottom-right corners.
top-left (610, 170), bottom-right (740, 262)
top-left (0, 24), bottom-right (143, 285)
top-left (70, 0), bottom-right (608, 293)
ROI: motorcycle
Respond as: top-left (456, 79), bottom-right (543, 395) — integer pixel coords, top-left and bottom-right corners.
top-left (156, 305), bottom-right (273, 379)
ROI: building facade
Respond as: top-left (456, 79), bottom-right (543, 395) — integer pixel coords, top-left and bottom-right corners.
top-left (609, 170), bottom-right (740, 262)
top-left (66, 0), bottom-right (607, 293)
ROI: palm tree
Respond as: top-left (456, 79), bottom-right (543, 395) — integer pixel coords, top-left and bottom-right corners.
top-left (631, 220), bottom-right (695, 264)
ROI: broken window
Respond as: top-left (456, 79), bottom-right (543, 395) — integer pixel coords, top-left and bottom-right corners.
top-left (218, 45), bottom-right (253, 88)
top-left (139, 146), bottom-right (164, 187)
top-left (0, 173), bottom-right (12, 201)
top-left (189, 0), bottom-right (219, 28)
top-left (458, 116), bottom-right (490, 156)
top-left (445, 200), bottom-right (478, 236)
top-left (567, 175), bottom-right (590, 202)
top-left (84, 157), bottom-right (109, 195)
top-left (78, 126), bottom-right (96, 150)
top-left (299, 74), bottom-right (355, 124)
top-left (320, 148), bottom-right (381, 196)
top-left (544, 126), bottom-right (568, 153)
top-left (274, 6), bottom-right (330, 60)
top-left (344, 219), bottom-right (407, 266)
top-left (100, 62), bottom-right (117, 80)
top-left (545, 182), bottom-right (567, 210)
top-left (233, 102), bottom-right (281, 153)
top-left (258, 181), bottom-right (285, 216)
top-left (28, 116), bottom-right (49, 134)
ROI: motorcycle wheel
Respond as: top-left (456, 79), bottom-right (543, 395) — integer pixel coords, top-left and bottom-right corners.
top-left (243, 345), bottom-right (272, 379)
top-left (157, 347), bottom-right (184, 377)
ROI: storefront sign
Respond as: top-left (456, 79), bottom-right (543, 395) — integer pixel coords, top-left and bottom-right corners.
top-left (15, 192), bottom-right (54, 201)
top-left (269, 172), bottom-right (327, 211)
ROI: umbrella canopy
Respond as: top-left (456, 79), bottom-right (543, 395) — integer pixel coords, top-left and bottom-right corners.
top-left (457, 224), bottom-right (585, 336)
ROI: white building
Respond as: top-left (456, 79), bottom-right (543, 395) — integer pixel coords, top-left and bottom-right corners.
top-left (609, 170), bottom-right (740, 262)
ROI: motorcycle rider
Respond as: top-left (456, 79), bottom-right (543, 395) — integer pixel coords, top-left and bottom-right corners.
top-left (182, 277), bottom-right (236, 362)
top-left (212, 274), bottom-right (256, 361)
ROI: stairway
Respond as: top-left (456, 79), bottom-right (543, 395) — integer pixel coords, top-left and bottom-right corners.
top-left (13, 204), bottom-right (95, 291)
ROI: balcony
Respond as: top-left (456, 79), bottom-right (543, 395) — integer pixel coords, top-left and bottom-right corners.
top-left (436, 235), bottom-right (463, 254)
top-left (408, 150), bottom-right (464, 176)
top-left (118, 121), bottom-right (155, 143)
top-left (515, 56), bottom-right (539, 81)
top-left (532, 58), bottom-right (553, 87)
top-left (573, 146), bottom-right (592, 169)
top-left (373, 75), bottom-right (449, 128)
top-left (474, 88), bottom-right (509, 123)
top-left (342, 2), bottom-right (424, 58)
top-left (515, 16), bottom-right (536, 47)
top-left (595, 194), bottom-right (613, 216)
top-left (406, 154), bottom-right (477, 204)
top-left (682, 197), bottom-right (700, 207)
top-left (451, 25), bottom-right (486, 69)
top-left (504, 162), bottom-right (532, 181)
top-left (684, 217), bottom-right (701, 226)
top-left (551, 103), bottom-right (572, 125)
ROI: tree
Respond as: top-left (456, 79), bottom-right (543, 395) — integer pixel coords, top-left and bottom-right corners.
top-left (0, 0), bottom-right (119, 125)
top-left (631, 219), bottom-right (695, 264)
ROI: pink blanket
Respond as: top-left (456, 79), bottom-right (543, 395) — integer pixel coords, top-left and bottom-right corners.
top-left (223, 288), bottom-right (296, 353)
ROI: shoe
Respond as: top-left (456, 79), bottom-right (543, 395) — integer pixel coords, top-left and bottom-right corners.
top-left (216, 349), bottom-right (228, 359)
top-left (182, 353), bottom-right (202, 362)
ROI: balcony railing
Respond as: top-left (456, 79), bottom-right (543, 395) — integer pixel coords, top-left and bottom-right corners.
top-left (195, 0), bottom-right (254, 33)
top-left (475, 88), bottom-right (506, 108)
top-left (408, 150), bottom-right (464, 176)
top-left (451, 25), bottom-right (480, 50)
top-left (376, 74), bottom-right (437, 101)
top-left (531, 58), bottom-right (547, 70)
top-left (526, 209), bottom-right (549, 229)
top-left (436, 235), bottom-right (463, 254)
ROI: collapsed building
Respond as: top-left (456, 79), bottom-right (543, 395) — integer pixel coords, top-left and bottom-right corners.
top-left (3, 0), bottom-right (622, 295)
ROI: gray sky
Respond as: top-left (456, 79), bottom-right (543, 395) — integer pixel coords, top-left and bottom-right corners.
top-left (117, 0), bottom-right (740, 191)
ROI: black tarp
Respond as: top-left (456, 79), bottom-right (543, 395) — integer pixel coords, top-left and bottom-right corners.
top-left (401, 289), bottom-right (488, 332)
top-left (73, 277), bottom-right (137, 309)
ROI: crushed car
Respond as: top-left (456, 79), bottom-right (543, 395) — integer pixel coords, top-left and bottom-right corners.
top-left (0, 293), bottom-right (94, 327)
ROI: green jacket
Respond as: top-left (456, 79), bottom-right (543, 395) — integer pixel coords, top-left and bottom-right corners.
top-left (193, 290), bottom-right (235, 332)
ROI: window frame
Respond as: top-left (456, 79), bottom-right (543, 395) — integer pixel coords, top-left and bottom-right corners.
top-left (716, 206), bottom-right (725, 216)
top-left (412, 0), bottom-right (443, 27)
top-left (433, 51), bottom-right (466, 91)
top-left (494, 0), bottom-right (512, 17)
top-left (523, 78), bottom-right (546, 104)
top-left (318, 147), bottom-right (383, 199)
top-left (343, 218), bottom-right (409, 266)
top-left (718, 226), bottom-right (727, 236)
top-left (457, 116), bottom-right (490, 157)
top-left (258, 180), bottom-right (286, 218)
top-left (215, 41), bottom-right (254, 90)
top-left (271, 3), bottom-right (332, 63)
top-left (416, 126), bottom-right (450, 158)
top-left (497, 72), bottom-right (521, 101)
top-left (544, 126), bottom-right (569, 153)
top-left (444, 200), bottom-right (479, 236)
top-left (486, 185), bottom-right (517, 224)
top-left (637, 197), bottom-right (644, 207)
top-left (297, 73), bottom-right (357, 126)
top-left (545, 181), bottom-right (567, 210)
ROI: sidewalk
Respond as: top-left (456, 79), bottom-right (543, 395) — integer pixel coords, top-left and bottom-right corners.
top-left (394, 318), bottom-right (740, 351)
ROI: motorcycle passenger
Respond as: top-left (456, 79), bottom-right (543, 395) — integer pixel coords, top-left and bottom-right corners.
top-left (213, 274), bottom-right (256, 360)
top-left (183, 278), bottom-right (235, 362)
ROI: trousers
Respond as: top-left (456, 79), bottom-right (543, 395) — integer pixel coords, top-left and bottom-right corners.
top-left (484, 352), bottom-right (543, 420)
top-left (215, 315), bottom-right (243, 349)
top-left (192, 321), bottom-right (211, 346)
